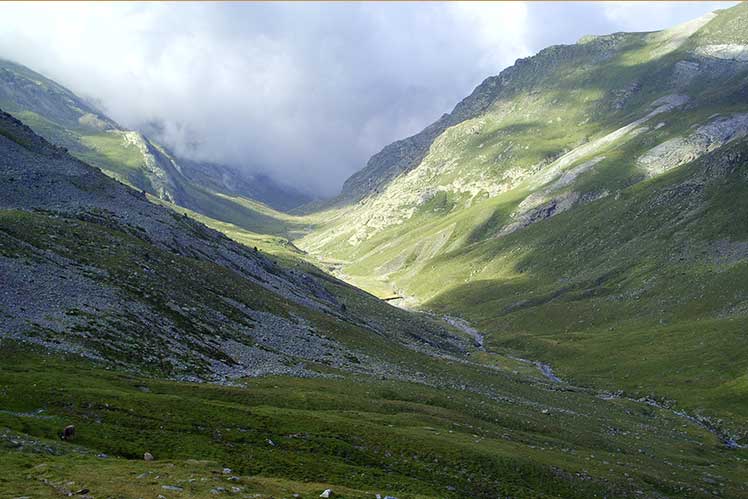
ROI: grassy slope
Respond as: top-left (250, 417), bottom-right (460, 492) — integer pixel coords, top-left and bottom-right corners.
top-left (2, 185), bottom-right (747, 497)
top-left (295, 4), bottom-right (748, 437)
top-left (3, 8), bottom-right (748, 497)
top-left (0, 206), bottom-right (459, 377)
top-left (2, 346), bottom-right (748, 499)
top-left (26, 107), bottom-right (297, 237)
top-left (172, 182), bottom-right (307, 238)
top-left (0, 59), bottom-right (297, 238)
top-left (421, 144), bottom-right (748, 430)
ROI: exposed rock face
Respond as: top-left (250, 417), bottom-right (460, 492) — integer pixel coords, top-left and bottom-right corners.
top-left (695, 44), bottom-right (748, 61)
top-left (638, 113), bottom-right (748, 177)
top-left (121, 131), bottom-right (182, 202)
top-left (296, 3), bottom-right (748, 366)
top-left (501, 191), bottom-right (580, 237)
top-left (337, 75), bottom-right (507, 205)
top-left (536, 94), bottom-right (689, 181)
top-left (314, 92), bottom-right (687, 249)
top-left (671, 60), bottom-right (701, 88)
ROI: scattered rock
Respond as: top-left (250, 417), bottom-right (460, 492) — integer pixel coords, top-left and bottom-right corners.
top-left (61, 425), bottom-right (75, 441)
top-left (672, 60), bottom-right (700, 87)
top-left (162, 485), bottom-right (183, 492)
top-left (638, 113), bottom-right (748, 177)
top-left (695, 44), bottom-right (748, 62)
top-left (320, 489), bottom-right (333, 498)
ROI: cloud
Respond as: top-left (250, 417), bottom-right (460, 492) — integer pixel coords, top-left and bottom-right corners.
top-left (0, 1), bottom-right (736, 197)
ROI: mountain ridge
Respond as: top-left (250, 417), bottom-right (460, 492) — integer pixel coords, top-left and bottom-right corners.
top-left (3, 6), bottom-right (748, 497)
top-left (0, 57), bottom-right (310, 213)
top-left (296, 2), bottom-right (748, 436)
top-left (0, 107), bottom-right (474, 382)
top-left (8, 105), bottom-right (745, 498)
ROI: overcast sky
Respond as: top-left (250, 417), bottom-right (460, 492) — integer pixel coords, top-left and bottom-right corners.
top-left (0, 1), bottom-right (736, 197)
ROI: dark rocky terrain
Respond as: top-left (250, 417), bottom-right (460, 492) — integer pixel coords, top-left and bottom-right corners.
top-left (0, 109), bottom-right (468, 382)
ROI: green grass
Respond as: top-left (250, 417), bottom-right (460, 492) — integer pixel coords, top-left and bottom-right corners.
top-left (688, 2), bottom-right (748, 46)
top-left (2, 346), bottom-right (748, 498)
top-left (292, 3), bottom-right (748, 445)
top-left (9, 110), bottom-right (82, 151)
top-left (2, 57), bottom-right (305, 238)
top-left (409, 143), bottom-right (748, 429)
top-left (3, 203), bottom-right (747, 497)
top-left (75, 131), bottom-right (172, 194)
top-left (5, 7), bottom-right (748, 496)
top-left (169, 182), bottom-right (304, 238)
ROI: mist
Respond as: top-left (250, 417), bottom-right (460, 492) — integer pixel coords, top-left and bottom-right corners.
top-left (0, 1), bottom-right (734, 197)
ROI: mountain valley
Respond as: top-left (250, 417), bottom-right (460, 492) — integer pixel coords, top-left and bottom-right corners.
top-left (2, 4), bottom-right (748, 498)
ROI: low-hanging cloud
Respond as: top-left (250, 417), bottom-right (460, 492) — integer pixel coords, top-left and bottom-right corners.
top-left (0, 1), bottom-right (735, 197)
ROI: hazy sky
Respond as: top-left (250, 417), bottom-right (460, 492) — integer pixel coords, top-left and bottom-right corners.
top-left (0, 2), bottom-right (736, 196)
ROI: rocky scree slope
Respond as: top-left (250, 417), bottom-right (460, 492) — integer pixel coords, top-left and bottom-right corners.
top-left (0, 108), bottom-right (469, 381)
top-left (298, 4), bottom-right (748, 436)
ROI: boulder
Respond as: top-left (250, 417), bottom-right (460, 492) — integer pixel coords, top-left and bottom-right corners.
top-left (61, 425), bottom-right (75, 440)
top-left (320, 489), bottom-right (333, 498)
top-left (144, 452), bottom-right (154, 461)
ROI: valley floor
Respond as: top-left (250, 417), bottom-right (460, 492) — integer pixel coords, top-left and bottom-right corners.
top-left (2, 340), bottom-right (748, 499)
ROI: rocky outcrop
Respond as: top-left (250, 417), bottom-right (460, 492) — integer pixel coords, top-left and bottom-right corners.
top-left (671, 60), bottom-right (701, 88)
top-left (500, 191), bottom-right (580, 236)
top-left (694, 44), bottom-right (748, 62)
top-left (638, 113), bottom-right (748, 177)
top-left (121, 131), bottom-right (182, 202)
